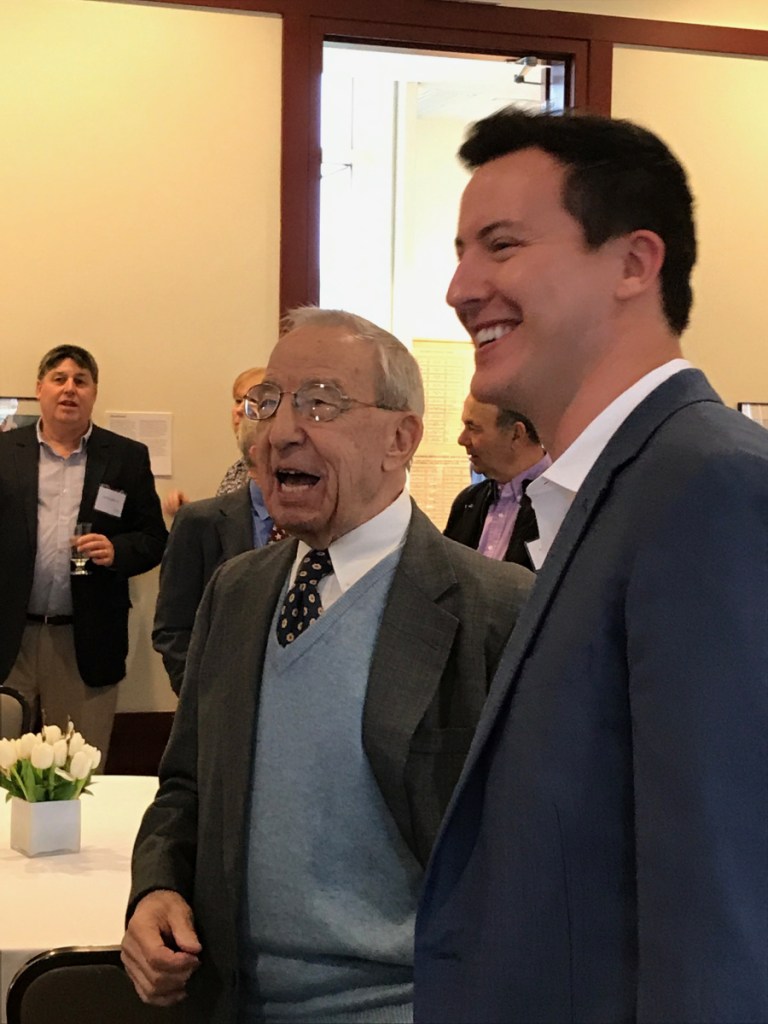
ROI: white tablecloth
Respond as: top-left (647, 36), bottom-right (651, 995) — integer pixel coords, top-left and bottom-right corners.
top-left (0, 774), bottom-right (157, 1023)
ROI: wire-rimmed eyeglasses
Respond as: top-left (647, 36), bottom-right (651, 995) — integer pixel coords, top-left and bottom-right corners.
top-left (243, 381), bottom-right (394, 423)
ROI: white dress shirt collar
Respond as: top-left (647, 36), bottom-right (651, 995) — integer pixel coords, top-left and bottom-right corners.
top-left (292, 488), bottom-right (412, 602)
top-left (526, 359), bottom-right (691, 568)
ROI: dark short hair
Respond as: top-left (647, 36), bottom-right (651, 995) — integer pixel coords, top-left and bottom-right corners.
top-left (495, 407), bottom-right (540, 445)
top-left (37, 345), bottom-right (99, 384)
top-left (459, 108), bottom-right (696, 335)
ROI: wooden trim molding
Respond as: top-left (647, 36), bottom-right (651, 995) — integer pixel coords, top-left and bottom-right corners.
top-left (152, 1), bottom-right (768, 58)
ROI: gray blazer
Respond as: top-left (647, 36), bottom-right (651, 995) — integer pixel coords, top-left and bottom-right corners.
top-left (153, 487), bottom-right (253, 695)
top-left (416, 369), bottom-right (768, 1024)
top-left (129, 502), bottom-right (533, 1023)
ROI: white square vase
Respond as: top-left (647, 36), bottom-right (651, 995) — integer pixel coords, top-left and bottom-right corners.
top-left (10, 797), bottom-right (81, 856)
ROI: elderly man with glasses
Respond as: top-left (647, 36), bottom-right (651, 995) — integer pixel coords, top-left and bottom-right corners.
top-left (122, 308), bottom-right (533, 1024)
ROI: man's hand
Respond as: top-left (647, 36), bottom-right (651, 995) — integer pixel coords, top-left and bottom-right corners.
top-left (121, 890), bottom-right (202, 1006)
top-left (73, 532), bottom-right (115, 567)
top-left (162, 489), bottom-right (189, 517)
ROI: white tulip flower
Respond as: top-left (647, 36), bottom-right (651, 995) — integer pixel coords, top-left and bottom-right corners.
top-left (43, 724), bottom-right (62, 745)
top-left (18, 733), bottom-right (38, 759)
top-left (52, 738), bottom-right (68, 767)
top-left (82, 744), bottom-right (102, 771)
top-left (0, 738), bottom-right (18, 770)
top-left (30, 741), bottom-right (55, 770)
top-left (69, 750), bottom-right (92, 780)
top-left (68, 732), bottom-right (86, 756)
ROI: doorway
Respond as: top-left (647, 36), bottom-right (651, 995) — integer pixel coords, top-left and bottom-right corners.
top-left (319, 42), bottom-right (569, 527)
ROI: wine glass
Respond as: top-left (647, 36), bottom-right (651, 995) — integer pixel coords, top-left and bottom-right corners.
top-left (70, 521), bottom-right (92, 576)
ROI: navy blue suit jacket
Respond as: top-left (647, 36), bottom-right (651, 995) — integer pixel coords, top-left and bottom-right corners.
top-left (415, 370), bottom-right (768, 1024)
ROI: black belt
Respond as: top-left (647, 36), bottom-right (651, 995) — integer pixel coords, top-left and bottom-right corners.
top-left (27, 613), bottom-right (74, 626)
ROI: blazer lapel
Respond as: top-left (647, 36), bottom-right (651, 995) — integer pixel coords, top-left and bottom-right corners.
top-left (11, 427), bottom-right (40, 549)
top-left (454, 369), bottom-right (722, 783)
top-left (504, 491), bottom-right (538, 568)
top-left (364, 505), bottom-right (460, 851)
top-left (79, 425), bottom-right (111, 518)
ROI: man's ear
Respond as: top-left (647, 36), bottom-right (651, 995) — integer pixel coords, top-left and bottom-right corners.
top-left (615, 229), bottom-right (665, 302)
top-left (383, 412), bottom-right (424, 470)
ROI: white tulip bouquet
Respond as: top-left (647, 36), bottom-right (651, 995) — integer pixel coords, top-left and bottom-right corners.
top-left (0, 722), bottom-right (101, 802)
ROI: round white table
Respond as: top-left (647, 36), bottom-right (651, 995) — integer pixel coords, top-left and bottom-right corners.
top-left (0, 774), bottom-right (158, 1024)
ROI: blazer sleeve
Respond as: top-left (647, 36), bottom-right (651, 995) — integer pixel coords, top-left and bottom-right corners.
top-left (627, 452), bottom-right (768, 1020)
top-left (153, 505), bottom-right (217, 696)
top-left (109, 441), bottom-right (168, 577)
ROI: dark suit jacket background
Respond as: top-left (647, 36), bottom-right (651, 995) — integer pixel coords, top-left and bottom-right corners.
top-left (128, 504), bottom-right (533, 1024)
top-left (444, 477), bottom-right (539, 570)
top-left (416, 370), bottom-right (768, 1024)
top-left (0, 423), bottom-right (167, 688)
top-left (153, 486), bottom-right (254, 695)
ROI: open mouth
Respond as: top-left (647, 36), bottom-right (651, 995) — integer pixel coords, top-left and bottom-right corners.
top-left (276, 469), bottom-right (320, 490)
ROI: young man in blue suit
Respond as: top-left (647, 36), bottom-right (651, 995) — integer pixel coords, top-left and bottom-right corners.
top-left (415, 110), bottom-right (768, 1023)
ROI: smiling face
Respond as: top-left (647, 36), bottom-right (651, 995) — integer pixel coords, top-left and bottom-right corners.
top-left (36, 358), bottom-right (97, 439)
top-left (251, 325), bottom-right (421, 548)
top-left (447, 147), bottom-right (626, 437)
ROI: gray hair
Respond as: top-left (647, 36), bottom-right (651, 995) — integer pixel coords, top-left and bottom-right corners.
top-left (238, 417), bottom-right (260, 468)
top-left (495, 407), bottom-right (541, 446)
top-left (281, 307), bottom-right (425, 417)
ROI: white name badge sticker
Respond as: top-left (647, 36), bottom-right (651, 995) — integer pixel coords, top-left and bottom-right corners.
top-left (94, 485), bottom-right (127, 517)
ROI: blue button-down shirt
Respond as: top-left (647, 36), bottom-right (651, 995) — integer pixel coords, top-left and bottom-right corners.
top-left (249, 479), bottom-right (274, 548)
top-left (28, 419), bottom-right (93, 615)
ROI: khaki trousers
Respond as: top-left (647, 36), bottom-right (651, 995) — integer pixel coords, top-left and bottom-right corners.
top-left (2, 622), bottom-right (118, 763)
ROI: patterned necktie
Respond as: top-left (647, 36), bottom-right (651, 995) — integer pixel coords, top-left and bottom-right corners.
top-left (276, 548), bottom-right (334, 646)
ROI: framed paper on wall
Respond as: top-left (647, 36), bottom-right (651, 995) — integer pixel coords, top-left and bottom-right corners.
top-left (737, 402), bottom-right (768, 428)
top-left (0, 396), bottom-right (39, 432)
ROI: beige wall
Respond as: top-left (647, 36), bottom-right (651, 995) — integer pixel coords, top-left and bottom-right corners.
top-left (4, 0), bottom-right (768, 712)
top-left (1, 0), bottom-right (282, 712)
top-left (612, 45), bottom-right (768, 406)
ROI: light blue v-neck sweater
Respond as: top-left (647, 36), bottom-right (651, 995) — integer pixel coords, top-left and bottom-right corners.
top-left (239, 550), bottom-right (422, 1023)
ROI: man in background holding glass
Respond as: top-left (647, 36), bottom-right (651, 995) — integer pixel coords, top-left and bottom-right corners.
top-left (0, 344), bottom-right (167, 758)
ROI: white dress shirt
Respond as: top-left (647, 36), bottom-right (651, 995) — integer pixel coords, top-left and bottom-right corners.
top-left (526, 359), bottom-right (691, 569)
top-left (290, 488), bottom-right (412, 609)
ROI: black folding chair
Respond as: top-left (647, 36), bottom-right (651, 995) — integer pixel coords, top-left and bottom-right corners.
top-left (0, 685), bottom-right (31, 739)
top-left (6, 946), bottom-right (185, 1024)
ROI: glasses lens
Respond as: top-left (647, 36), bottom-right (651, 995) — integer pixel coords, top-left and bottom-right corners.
top-left (295, 382), bottom-right (345, 422)
top-left (244, 383), bottom-right (280, 420)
